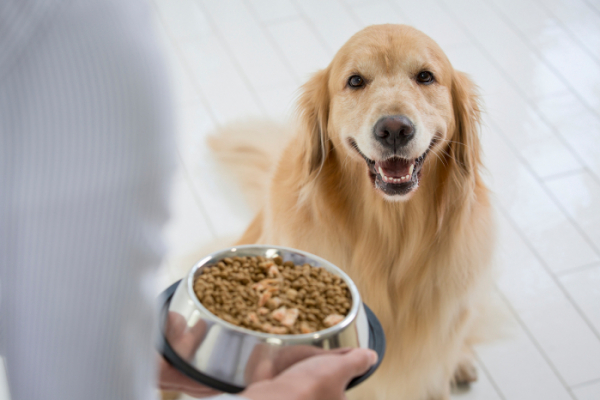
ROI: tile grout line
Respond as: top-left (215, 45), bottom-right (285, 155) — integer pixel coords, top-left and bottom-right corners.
top-left (555, 261), bottom-right (600, 278)
top-left (435, 0), bottom-right (600, 189)
top-left (492, 283), bottom-right (578, 399)
top-left (542, 168), bottom-right (587, 183)
top-left (193, 0), bottom-right (269, 118)
top-left (582, 0), bottom-right (600, 17)
top-left (531, 0), bottom-right (600, 66)
top-left (242, 0), bottom-right (303, 86)
top-left (571, 376), bottom-right (600, 390)
top-left (485, 0), bottom-right (600, 121)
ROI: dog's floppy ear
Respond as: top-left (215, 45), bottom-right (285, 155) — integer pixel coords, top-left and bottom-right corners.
top-left (435, 71), bottom-right (482, 231)
top-left (450, 70), bottom-right (482, 182)
top-left (296, 68), bottom-right (331, 183)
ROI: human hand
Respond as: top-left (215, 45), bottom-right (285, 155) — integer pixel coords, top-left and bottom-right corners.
top-left (245, 343), bottom-right (335, 383)
top-left (241, 348), bottom-right (378, 400)
top-left (158, 312), bottom-right (221, 398)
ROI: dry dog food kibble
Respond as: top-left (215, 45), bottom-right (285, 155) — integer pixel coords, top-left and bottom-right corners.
top-left (193, 255), bottom-right (352, 334)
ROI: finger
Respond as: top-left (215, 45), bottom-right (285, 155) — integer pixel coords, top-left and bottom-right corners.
top-left (165, 312), bottom-right (187, 341)
top-left (334, 349), bottom-right (378, 380)
top-left (326, 347), bottom-right (354, 355)
top-left (179, 319), bottom-right (208, 359)
top-left (272, 345), bottom-right (326, 375)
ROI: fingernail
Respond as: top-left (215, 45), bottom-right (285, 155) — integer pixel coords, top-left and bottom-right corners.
top-left (368, 350), bottom-right (378, 365)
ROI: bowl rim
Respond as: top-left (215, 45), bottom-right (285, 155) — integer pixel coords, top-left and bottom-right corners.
top-left (184, 244), bottom-right (362, 342)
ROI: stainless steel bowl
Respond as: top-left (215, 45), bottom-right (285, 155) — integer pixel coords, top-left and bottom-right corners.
top-left (159, 245), bottom-right (384, 393)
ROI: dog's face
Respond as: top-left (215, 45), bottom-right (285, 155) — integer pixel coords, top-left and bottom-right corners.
top-left (298, 25), bottom-right (479, 201)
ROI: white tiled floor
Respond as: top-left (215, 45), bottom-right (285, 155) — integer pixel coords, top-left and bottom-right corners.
top-left (151, 0), bottom-right (600, 399)
top-left (4, 1), bottom-right (599, 399)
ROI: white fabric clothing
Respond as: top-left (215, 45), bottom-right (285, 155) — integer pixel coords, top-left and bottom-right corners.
top-left (0, 0), bottom-right (173, 399)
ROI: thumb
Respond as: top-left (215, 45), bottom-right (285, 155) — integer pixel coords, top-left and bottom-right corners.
top-left (334, 349), bottom-right (378, 380)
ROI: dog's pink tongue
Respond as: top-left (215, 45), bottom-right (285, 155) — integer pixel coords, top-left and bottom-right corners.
top-left (376, 158), bottom-right (411, 178)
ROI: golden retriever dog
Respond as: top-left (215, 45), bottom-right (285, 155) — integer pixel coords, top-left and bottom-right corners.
top-left (209, 24), bottom-right (494, 400)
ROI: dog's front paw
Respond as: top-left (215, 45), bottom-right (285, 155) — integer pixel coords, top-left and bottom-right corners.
top-left (453, 358), bottom-right (478, 385)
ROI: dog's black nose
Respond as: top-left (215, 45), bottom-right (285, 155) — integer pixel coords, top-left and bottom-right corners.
top-left (373, 115), bottom-right (415, 150)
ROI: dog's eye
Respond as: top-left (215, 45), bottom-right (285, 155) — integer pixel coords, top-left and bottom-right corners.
top-left (348, 75), bottom-right (365, 88)
top-left (416, 71), bottom-right (434, 84)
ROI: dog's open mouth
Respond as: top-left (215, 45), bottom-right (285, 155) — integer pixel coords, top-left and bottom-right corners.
top-left (349, 139), bottom-right (432, 197)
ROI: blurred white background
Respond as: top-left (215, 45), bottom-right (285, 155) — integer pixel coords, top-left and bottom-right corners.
top-left (3, 0), bottom-right (600, 399)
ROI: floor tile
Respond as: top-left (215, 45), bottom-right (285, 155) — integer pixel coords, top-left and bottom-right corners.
top-left (474, 291), bottom-right (573, 400)
top-left (534, 91), bottom-right (600, 181)
top-left (450, 359), bottom-right (503, 400)
top-left (545, 171), bottom-right (600, 249)
top-left (266, 18), bottom-right (331, 81)
top-left (517, 136), bottom-right (582, 179)
top-left (444, 44), bottom-right (508, 98)
top-left (199, 0), bottom-right (296, 89)
top-left (254, 79), bottom-right (299, 121)
top-left (391, 0), bottom-right (472, 49)
top-left (573, 380), bottom-right (600, 400)
top-left (535, 0), bottom-right (600, 62)
top-left (246, 0), bottom-right (298, 23)
top-left (559, 264), bottom-right (600, 336)
top-left (528, 22), bottom-right (600, 111)
top-left (157, 156), bottom-right (219, 290)
top-left (484, 93), bottom-right (583, 179)
top-left (178, 35), bottom-right (265, 123)
top-left (489, 0), bottom-right (554, 38)
top-left (583, 0), bottom-right (600, 14)
top-left (439, 0), bottom-right (569, 100)
top-left (174, 102), bottom-right (255, 239)
top-left (495, 213), bottom-right (600, 386)
top-left (154, 27), bottom-right (201, 106)
top-left (349, 1), bottom-right (407, 27)
top-left (485, 129), bottom-right (598, 274)
top-left (152, 0), bottom-right (211, 41)
top-left (163, 165), bottom-right (215, 275)
top-left (292, 0), bottom-right (361, 53)
top-left (343, 0), bottom-right (387, 5)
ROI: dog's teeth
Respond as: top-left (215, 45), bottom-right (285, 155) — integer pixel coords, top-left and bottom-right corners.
top-left (406, 174), bottom-right (411, 180)
top-left (378, 166), bottom-right (385, 177)
top-left (409, 164), bottom-right (414, 175)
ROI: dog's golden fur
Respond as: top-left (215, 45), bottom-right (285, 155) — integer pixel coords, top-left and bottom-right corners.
top-left (210, 24), bottom-right (494, 400)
